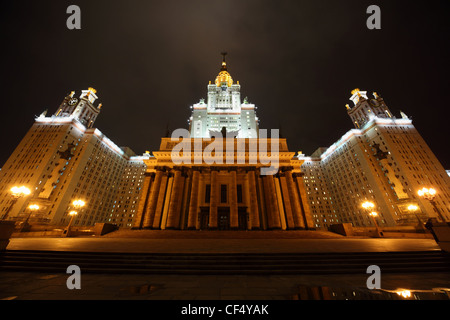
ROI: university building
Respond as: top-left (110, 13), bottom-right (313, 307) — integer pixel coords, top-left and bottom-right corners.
top-left (0, 88), bottom-right (146, 228)
top-left (0, 57), bottom-right (448, 231)
top-left (300, 89), bottom-right (450, 229)
top-left (132, 54), bottom-right (315, 230)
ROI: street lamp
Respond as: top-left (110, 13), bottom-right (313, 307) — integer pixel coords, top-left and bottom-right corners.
top-left (368, 211), bottom-right (383, 237)
top-left (418, 188), bottom-right (446, 222)
top-left (21, 204), bottom-right (40, 232)
top-left (1, 186), bottom-right (31, 220)
top-left (63, 200), bottom-right (85, 237)
top-left (407, 204), bottom-right (426, 232)
top-left (362, 201), bottom-right (383, 237)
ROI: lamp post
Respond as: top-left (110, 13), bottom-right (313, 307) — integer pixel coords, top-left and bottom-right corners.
top-left (369, 211), bottom-right (383, 238)
top-left (63, 200), bottom-right (85, 237)
top-left (21, 204), bottom-right (40, 232)
top-left (362, 201), bottom-right (383, 237)
top-left (1, 186), bottom-right (31, 220)
top-left (407, 204), bottom-right (426, 232)
top-left (418, 188), bottom-right (446, 222)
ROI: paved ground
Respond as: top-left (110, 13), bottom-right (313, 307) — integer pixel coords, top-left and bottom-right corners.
top-left (5, 237), bottom-right (441, 253)
top-left (2, 235), bottom-right (449, 302)
top-left (1, 271), bottom-right (449, 300)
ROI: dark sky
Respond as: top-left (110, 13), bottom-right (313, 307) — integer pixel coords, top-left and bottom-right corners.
top-left (1, 0), bottom-right (449, 168)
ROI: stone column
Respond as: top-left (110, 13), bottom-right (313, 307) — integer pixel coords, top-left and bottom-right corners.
top-left (257, 173), bottom-right (267, 230)
top-left (286, 170), bottom-right (305, 229)
top-left (230, 169), bottom-right (239, 229)
top-left (263, 175), bottom-right (281, 230)
top-left (274, 176), bottom-right (287, 230)
top-left (179, 171), bottom-right (191, 230)
top-left (152, 172), bottom-right (169, 229)
top-left (247, 170), bottom-right (260, 230)
top-left (132, 172), bottom-right (153, 229)
top-left (166, 169), bottom-right (184, 229)
top-left (279, 174), bottom-right (295, 229)
top-left (209, 169), bottom-right (219, 229)
top-left (187, 169), bottom-right (200, 230)
top-left (143, 169), bottom-right (163, 229)
top-left (294, 173), bottom-right (315, 230)
top-left (159, 174), bottom-right (173, 229)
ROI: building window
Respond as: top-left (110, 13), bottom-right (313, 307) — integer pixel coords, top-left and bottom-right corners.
top-left (221, 184), bottom-right (227, 203)
top-left (237, 184), bottom-right (243, 203)
top-left (205, 184), bottom-right (211, 203)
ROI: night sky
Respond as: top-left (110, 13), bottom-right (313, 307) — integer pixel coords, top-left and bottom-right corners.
top-left (1, 1), bottom-right (449, 169)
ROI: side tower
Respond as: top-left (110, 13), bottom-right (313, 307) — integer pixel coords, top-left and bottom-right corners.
top-left (0, 88), bottom-right (145, 227)
top-left (54, 87), bottom-right (102, 128)
top-left (346, 89), bottom-right (393, 129)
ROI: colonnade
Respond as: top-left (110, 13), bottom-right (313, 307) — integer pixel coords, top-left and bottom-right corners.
top-left (132, 166), bottom-right (314, 231)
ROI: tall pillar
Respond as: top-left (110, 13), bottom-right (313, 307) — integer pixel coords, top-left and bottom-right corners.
top-left (152, 172), bottom-right (169, 229)
top-left (230, 169), bottom-right (239, 229)
top-left (257, 173), bottom-right (267, 230)
top-left (247, 170), bottom-right (260, 229)
top-left (263, 175), bottom-right (281, 230)
top-left (132, 172), bottom-right (153, 229)
top-left (187, 169), bottom-right (200, 230)
top-left (274, 176), bottom-right (287, 230)
top-left (286, 170), bottom-right (305, 229)
top-left (294, 173), bottom-right (315, 230)
top-left (166, 169), bottom-right (184, 229)
top-left (279, 174), bottom-right (295, 229)
top-left (159, 174), bottom-right (173, 229)
top-left (143, 169), bottom-right (163, 229)
top-left (179, 171), bottom-right (191, 230)
top-left (209, 169), bottom-right (219, 229)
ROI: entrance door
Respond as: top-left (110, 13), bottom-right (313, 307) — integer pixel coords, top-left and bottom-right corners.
top-left (238, 208), bottom-right (248, 230)
top-left (200, 209), bottom-right (209, 230)
top-left (218, 208), bottom-right (230, 231)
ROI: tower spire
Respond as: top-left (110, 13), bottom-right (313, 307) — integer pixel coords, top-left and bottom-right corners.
top-left (220, 52), bottom-right (228, 71)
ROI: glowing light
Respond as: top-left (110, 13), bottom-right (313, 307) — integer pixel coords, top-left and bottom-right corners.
top-left (10, 186), bottom-right (31, 197)
top-left (418, 188), bottom-right (437, 199)
top-left (369, 212), bottom-right (378, 217)
top-left (351, 88), bottom-right (361, 96)
top-left (408, 205), bottom-right (419, 212)
top-left (396, 290), bottom-right (412, 299)
top-left (362, 201), bottom-right (375, 210)
top-left (69, 210), bottom-right (78, 216)
top-left (72, 199), bottom-right (86, 209)
top-left (28, 204), bottom-right (40, 211)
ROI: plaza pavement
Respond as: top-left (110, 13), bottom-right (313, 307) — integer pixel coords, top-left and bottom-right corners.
top-left (1, 231), bottom-right (448, 301)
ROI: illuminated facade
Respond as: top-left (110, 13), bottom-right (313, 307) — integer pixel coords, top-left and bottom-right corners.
top-left (0, 89), bottom-right (146, 227)
top-left (133, 57), bottom-right (315, 230)
top-left (189, 53), bottom-right (259, 139)
top-left (300, 90), bottom-right (450, 229)
top-left (1, 60), bottom-right (448, 232)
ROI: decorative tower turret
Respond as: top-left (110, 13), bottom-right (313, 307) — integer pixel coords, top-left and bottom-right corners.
top-left (346, 89), bottom-right (393, 129)
top-left (54, 87), bottom-right (102, 128)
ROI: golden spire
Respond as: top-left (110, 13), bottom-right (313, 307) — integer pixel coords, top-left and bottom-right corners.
top-left (215, 52), bottom-right (233, 87)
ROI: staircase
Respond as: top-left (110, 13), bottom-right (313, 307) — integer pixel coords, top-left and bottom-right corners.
top-left (1, 250), bottom-right (449, 275)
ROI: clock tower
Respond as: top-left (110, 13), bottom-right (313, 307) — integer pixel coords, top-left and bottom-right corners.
top-left (54, 87), bottom-right (102, 129)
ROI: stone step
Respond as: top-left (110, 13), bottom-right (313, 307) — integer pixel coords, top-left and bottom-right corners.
top-left (1, 250), bottom-right (449, 275)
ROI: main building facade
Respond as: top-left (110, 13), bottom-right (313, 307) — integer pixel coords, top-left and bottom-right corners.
top-left (0, 57), bottom-right (448, 231)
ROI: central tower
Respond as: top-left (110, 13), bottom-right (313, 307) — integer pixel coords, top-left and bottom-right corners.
top-left (189, 53), bottom-right (259, 138)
